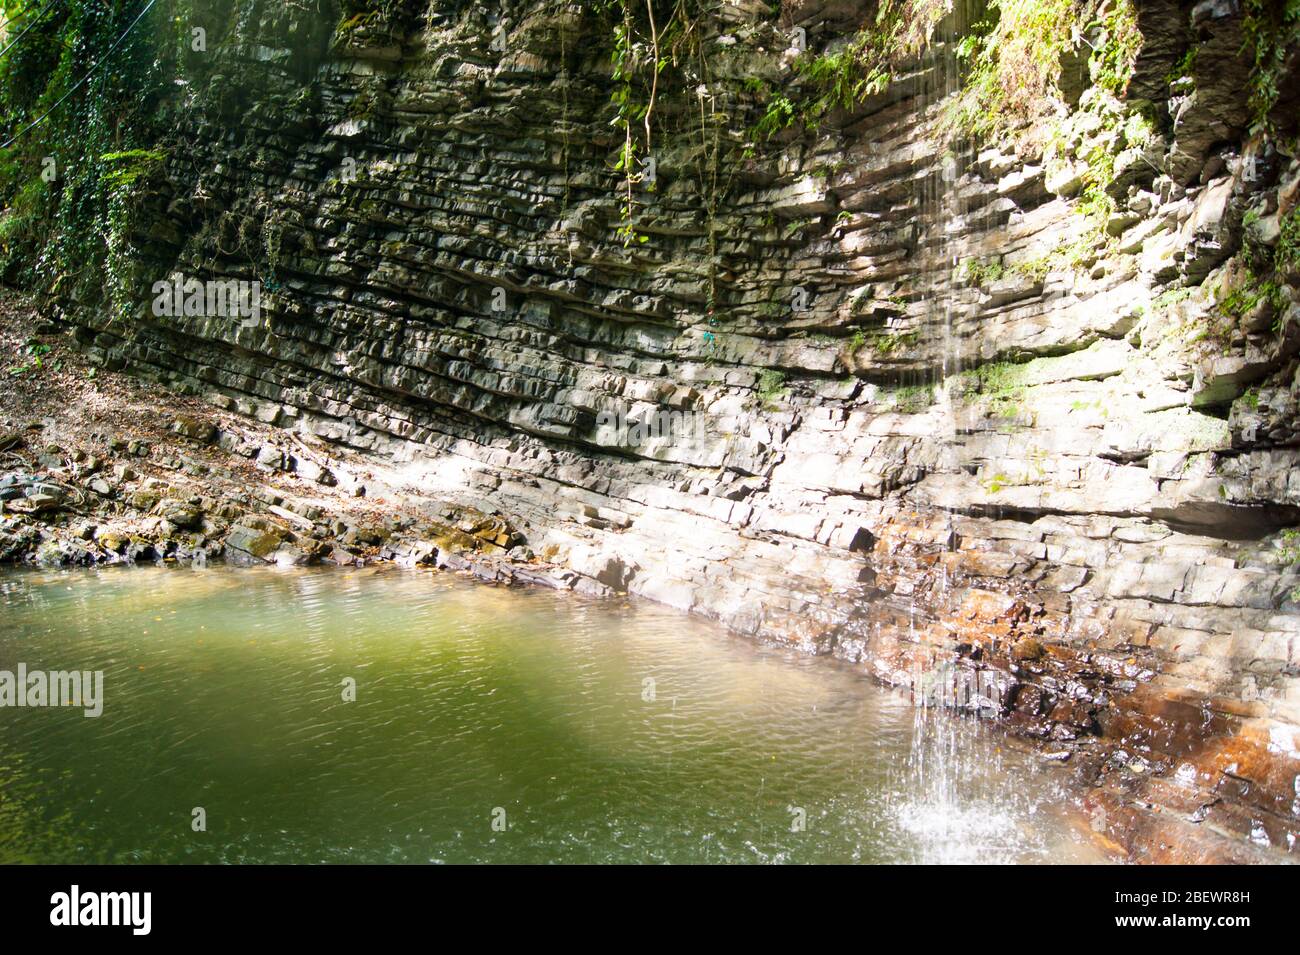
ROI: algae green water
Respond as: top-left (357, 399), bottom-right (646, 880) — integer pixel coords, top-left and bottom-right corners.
top-left (0, 566), bottom-right (1103, 863)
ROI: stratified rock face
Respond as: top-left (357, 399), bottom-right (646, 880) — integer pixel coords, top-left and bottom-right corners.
top-left (55, 1), bottom-right (1300, 860)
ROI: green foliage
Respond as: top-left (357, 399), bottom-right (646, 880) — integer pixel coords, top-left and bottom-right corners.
top-left (1090, 0), bottom-right (1143, 96)
top-left (1227, 205), bottom-right (1299, 334)
top-left (1278, 529), bottom-right (1300, 567)
top-left (0, 1), bottom-right (180, 306)
top-left (947, 0), bottom-right (1141, 141)
top-left (609, 9), bottom-right (645, 247)
top-left (1009, 253), bottom-right (1052, 282)
top-left (975, 360), bottom-right (1026, 392)
top-left (983, 473), bottom-right (1009, 493)
top-left (754, 369), bottom-right (787, 409)
top-left (794, 37), bottom-right (890, 117)
top-left (753, 93), bottom-right (795, 138)
top-left (1219, 278), bottom-right (1286, 320)
top-left (1164, 46), bottom-right (1197, 85)
top-left (962, 258), bottom-right (1005, 286)
top-left (599, 1), bottom-right (725, 247)
top-left (1121, 109), bottom-right (1156, 148)
top-left (1075, 144), bottom-right (1116, 219)
top-left (1277, 204), bottom-right (1300, 274)
top-left (334, 0), bottom-right (416, 36)
top-left (886, 383), bottom-right (935, 413)
top-left (0, 170), bottom-right (49, 274)
top-left (947, 0), bottom-right (1077, 138)
top-left (6, 337), bottom-right (54, 378)
top-left (100, 149), bottom-right (168, 189)
top-left (870, 330), bottom-right (918, 356)
top-left (1281, 525), bottom-right (1300, 600)
top-left (846, 324), bottom-right (918, 358)
top-left (962, 255), bottom-right (1055, 286)
top-left (1152, 286), bottom-right (1194, 311)
top-left (756, 0), bottom-right (949, 138)
top-left (967, 359), bottom-right (1033, 420)
top-left (1242, 0), bottom-right (1300, 136)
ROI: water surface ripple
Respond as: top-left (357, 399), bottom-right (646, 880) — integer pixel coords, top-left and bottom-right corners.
top-left (0, 566), bottom-right (1105, 863)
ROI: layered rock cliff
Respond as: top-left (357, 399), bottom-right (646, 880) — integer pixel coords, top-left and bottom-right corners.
top-left (5, 0), bottom-right (1300, 861)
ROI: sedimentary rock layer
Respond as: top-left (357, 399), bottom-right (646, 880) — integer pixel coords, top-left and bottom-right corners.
top-left (33, 1), bottom-right (1300, 860)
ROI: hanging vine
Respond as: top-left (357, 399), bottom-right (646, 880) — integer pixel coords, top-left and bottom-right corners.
top-left (602, 1), bottom-right (719, 247)
top-left (594, 0), bottom-right (752, 333)
top-left (608, 1), bottom-right (648, 246)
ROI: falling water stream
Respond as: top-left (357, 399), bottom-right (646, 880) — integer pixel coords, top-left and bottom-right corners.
top-left (0, 566), bottom-right (1106, 863)
top-left (911, 17), bottom-right (979, 597)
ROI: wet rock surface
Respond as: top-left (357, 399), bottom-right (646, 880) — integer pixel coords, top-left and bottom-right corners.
top-left (6, 0), bottom-right (1300, 862)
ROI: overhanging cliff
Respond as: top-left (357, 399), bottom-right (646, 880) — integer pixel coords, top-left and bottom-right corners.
top-left (4, 0), bottom-right (1300, 861)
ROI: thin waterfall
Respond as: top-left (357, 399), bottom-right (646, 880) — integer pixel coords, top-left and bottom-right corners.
top-left (894, 2), bottom-right (1027, 862)
top-left (911, 3), bottom-right (967, 671)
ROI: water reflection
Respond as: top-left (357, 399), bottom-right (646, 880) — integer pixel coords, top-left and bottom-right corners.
top-left (0, 565), bottom-right (1106, 863)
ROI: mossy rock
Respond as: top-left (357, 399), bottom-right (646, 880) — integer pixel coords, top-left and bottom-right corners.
top-left (225, 524), bottom-right (285, 560)
top-left (96, 532), bottom-right (130, 554)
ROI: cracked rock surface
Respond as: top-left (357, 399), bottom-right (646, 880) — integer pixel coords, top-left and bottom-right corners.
top-left (8, 0), bottom-right (1300, 861)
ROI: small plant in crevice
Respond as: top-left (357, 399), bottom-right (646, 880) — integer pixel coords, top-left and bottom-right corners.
top-left (983, 472), bottom-right (1009, 494)
top-left (1278, 529), bottom-right (1300, 567)
top-left (1152, 286), bottom-right (1195, 312)
top-left (1164, 46), bottom-right (1197, 86)
top-left (961, 258), bottom-right (1005, 286)
top-left (754, 369), bottom-right (788, 409)
top-left (1277, 529), bottom-right (1300, 604)
top-left (1222, 204), bottom-right (1299, 335)
top-left (871, 330), bottom-right (919, 356)
top-left (755, 0), bottom-right (950, 140)
top-left (753, 93), bottom-right (796, 139)
top-left (963, 359), bottom-right (1035, 424)
top-left (963, 252), bottom-right (1059, 287)
top-left (887, 383), bottom-right (936, 413)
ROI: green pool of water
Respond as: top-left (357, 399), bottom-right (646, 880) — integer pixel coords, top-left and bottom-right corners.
top-left (0, 565), bottom-right (1104, 863)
